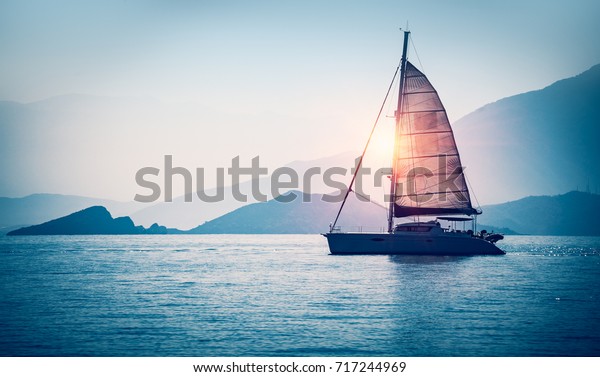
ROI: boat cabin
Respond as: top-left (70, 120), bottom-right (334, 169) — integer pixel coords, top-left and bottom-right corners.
top-left (393, 221), bottom-right (442, 233)
top-left (393, 218), bottom-right (481, 238)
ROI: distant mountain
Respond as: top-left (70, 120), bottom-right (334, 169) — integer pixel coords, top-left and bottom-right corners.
top-left (478, 191), bottom-right (600, 235)
top-left (0, 224), bottom-right (30, 236)
top-left (188, 190), bottom-right (387, 234)
top-left (0, 193), bottom-right (144, 229)
top-left (475, 224), bottom-right (520, 236)
top-left (5, 64), bottom-right (599, 233)
top-left (7, 206), bottom-right (166, 236)
top-left (188, 190), bottom-right (599, 235)
top-left (130, 151), bottom-right (360, 229)
top-left (0, 152), bottom-right (360, 231)
top-left (454, 64), bottom-right (600, 204)
top-left (7, 191), bottom-right (596, 236)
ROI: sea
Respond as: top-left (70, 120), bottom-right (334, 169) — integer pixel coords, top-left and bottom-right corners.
top-left (0, 235), bottom-right (599, 357)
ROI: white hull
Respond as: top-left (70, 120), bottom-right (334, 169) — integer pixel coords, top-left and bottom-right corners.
top-left (324, 232), bottom-right (504, 255)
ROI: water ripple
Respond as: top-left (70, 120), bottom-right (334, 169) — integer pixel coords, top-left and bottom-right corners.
top-left (0, 234), bottom-right (599, 356)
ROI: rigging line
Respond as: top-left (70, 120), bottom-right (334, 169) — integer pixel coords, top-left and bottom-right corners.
top-left (353, 190), bottom-right (388, 211)
top-left (386, 68), bottom-right (401, 116)
top-left (331, 62), bottom-right (401, 230)
top-left (464, 173), bottom-right (482, 212)
top-left (409, 34), bottom-right (425, 73)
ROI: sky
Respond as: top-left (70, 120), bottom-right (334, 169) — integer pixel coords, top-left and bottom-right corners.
top-left (1, 0), bottom-right (599, 201)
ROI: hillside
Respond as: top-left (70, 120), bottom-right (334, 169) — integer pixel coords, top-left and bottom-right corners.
top-left (7, 206), bottom-right (166, 236)
top-left (129, 151), bottom-right (360, 229)
top-left (0, 193), bottom-right (144, 229)
top-left (189, 190), bottom-right (599, 236)
top-left (454, 64), bottom-right (600, 204)
top-left (478, 191), bottom-right (600, 235)
top-left (5, 191), bottom-right (598, 236)
top-left (188, 191), bottom-right (387, 234)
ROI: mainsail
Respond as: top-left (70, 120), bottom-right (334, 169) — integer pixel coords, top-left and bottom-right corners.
top-left (392, 61), bottom-right (478, 217)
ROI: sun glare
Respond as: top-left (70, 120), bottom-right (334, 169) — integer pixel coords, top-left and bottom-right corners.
top-left (367, 124), bottom-right (395, 164)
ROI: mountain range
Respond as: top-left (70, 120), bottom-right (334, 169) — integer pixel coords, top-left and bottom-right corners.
top-left (2, 64), bottom-right (599, 235)
top-left (7, 190), bottom-right (599, 236)
top-left (478, 191), bottom-right (600, 236)
top-left (188, 190), bottom-right (600, 236)
top-left (454, 63), bottom-right (600, 204)
top-left (128, 151), bottom-right (360, 229)
top-left (188, 190), bottom-right (387, 234)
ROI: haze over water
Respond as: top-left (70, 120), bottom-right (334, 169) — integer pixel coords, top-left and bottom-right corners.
top-left (1, 235), bottom-right (599, 356)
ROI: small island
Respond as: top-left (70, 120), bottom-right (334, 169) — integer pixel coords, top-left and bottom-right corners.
top-left (7, 206), bottom-right (167, 236)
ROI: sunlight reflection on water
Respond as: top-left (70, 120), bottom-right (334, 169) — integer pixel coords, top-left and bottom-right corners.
top-left (0, 235), bottom-right (599, 356)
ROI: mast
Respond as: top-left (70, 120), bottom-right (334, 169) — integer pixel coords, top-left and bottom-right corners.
top-left (387, 30), bottom-right (410, 233)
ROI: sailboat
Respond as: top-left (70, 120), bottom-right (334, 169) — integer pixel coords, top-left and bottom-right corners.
top-left (323, 31), bottom-right (504, 255)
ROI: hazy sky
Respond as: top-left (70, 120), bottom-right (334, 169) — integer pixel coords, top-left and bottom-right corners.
top-left (3, 1), bottom-right (599, 116)
top-left (1, 0), bottom-right (599, 201)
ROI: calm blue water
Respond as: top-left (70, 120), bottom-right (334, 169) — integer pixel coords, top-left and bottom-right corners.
top-left (1, 235), bottom-right (599, 356)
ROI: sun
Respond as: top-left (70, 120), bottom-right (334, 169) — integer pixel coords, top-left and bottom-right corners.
top-left (366, 124), bottom-right (395, 164)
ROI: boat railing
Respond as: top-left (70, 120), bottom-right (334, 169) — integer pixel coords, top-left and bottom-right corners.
top-left (329, 226), bottom-right (388, 234)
